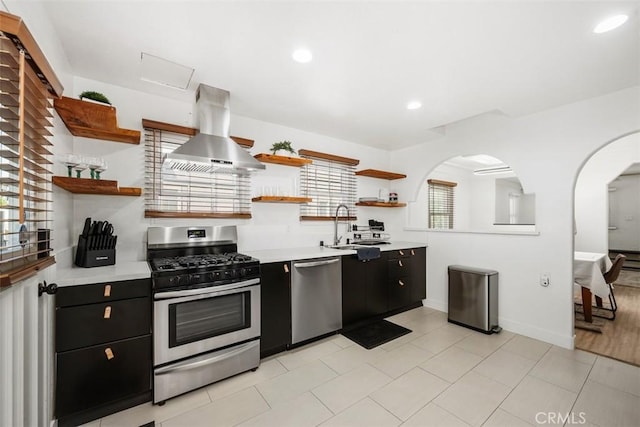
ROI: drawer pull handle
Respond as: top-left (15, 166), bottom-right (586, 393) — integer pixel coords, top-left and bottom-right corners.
top-left (399, 250), bottom-right (404, 256)
top-left (411, 249), bottom-right (415, 256)
top-left (284, 263), bottom-right (289, 273)
top-left (104, 306), bottom-right (111, 319)
top-left (399, 280), bottom-right (405, 287)
top-left (104, 284), bottom-right (111, 297)
top-left (398, 260), bottom-right (403, 267)
top-left (105, 347), bottom-right (114, 360)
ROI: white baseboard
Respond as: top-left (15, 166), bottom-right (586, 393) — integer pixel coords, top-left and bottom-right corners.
top-left (423, 298), bottom-right (447, 313)
top-left (422, 298), bottom-right (574, 349)
top-left (498, 317), bottom-right (574, 349)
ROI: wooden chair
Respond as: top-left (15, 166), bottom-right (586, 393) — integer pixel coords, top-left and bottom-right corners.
top-left (594, 254), bottom-right (626, 320)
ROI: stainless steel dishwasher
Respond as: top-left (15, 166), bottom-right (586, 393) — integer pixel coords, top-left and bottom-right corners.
top-left (291, 257), bottom-right (342, 344)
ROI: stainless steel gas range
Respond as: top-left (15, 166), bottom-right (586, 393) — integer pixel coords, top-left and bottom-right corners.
top-left (147, 226), bottom-right (260, 404)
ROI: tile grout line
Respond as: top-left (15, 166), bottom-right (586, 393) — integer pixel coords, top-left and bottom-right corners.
top-left (564, 355), bottom-right (598, 427)
top-left (432, 402), bottom-right (473, 427)
top-left (485, 342), bottom-right (555, 426)
top-left (467, 333), bottom-right (542, 426)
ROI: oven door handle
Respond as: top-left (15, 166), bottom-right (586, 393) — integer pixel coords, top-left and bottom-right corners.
top-left (154, 278), bottom-right (260, 300)
top-left (155, 340), bottom-right (259, 375)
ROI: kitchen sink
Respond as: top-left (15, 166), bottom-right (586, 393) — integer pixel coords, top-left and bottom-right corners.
top-left (326, 245), bottom-right (364, 250)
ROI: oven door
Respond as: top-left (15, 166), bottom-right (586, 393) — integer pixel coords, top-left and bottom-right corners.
top-left (153, 278), bottom-right (260, 366)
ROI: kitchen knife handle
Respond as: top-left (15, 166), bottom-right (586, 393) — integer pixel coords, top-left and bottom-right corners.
top-left (82, 217), bottom-right (91, 238)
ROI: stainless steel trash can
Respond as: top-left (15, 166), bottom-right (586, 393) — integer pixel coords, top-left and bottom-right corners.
top-left (448, 265), bottom-right (501, 334)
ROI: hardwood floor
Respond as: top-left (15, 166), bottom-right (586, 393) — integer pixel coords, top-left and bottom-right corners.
top-left (575, 280), bottom-right (640, 366)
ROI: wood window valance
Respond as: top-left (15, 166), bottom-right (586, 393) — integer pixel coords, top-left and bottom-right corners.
top-left (427, 179), bottom-right (458, 187)
top-left (298, 149), bottom-right (359, 166)
top-left (140, 119), bottom-right (254, 147)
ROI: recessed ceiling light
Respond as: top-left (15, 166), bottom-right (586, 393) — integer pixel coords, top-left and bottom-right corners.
top-left (292, 49), bottom-right (313, 63)
top-left (593, 14), bottom-right (628, 33)
top-left (407, 101), bottom-right (422, 110)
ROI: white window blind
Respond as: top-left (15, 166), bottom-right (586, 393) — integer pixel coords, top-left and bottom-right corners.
top-left (299, 149), bottom-right (358, 220)
top-left (0, 19), bottom-right (62, 286)
top-left (428, 179), bottom-right (457, 229)
top-left (143, 120), bottom-right (254, 219)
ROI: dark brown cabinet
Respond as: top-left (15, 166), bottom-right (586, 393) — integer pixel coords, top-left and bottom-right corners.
top-left (258, 246), bottom-right (426, 355)
top-left (387, 250), bottom-right (414, 311)
top-left (409, 247), bottom-right (427, 301)
top-left (55, 278), bottom-right (152, 427)
top-left (342, 246), bottom-right (427, 324)
top-left (342, 253), bottom-right (388, 327)
top-left (260, 262), bottom-right (291, 358)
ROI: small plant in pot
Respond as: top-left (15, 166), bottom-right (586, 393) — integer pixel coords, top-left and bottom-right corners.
top-left (270, 140), bottom-right (296, 156)
top-left (79, 91), bottom-right (112, 105)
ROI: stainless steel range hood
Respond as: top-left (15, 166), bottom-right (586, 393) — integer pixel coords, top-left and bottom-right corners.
top-left (163, 84), bottom-right (265, 174)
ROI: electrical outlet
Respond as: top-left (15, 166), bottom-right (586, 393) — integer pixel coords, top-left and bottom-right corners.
top-left (540, 273), bottom-right (550, 287)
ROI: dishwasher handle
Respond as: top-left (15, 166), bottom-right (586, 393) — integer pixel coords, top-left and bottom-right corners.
top-left (294, 258), bottom-right (340, 269)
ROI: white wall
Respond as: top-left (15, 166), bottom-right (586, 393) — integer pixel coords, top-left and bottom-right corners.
top-left (68, 77), bottom-right (404, 260)
top-left (574, 132), bottom-right (640, 253)
top-left (391, 89), bottom-right (640, 347)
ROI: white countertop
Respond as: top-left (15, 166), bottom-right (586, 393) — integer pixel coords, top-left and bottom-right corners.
top-left (54, 242), bottom-right (426, 284)
top-left (244, 241), bottom-right (426, 264)
top-left (56, 261), bottom-right (151, 287)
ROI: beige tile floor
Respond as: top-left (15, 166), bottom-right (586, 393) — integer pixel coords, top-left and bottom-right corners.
top-left (85, 307), bottom-right (640, 427)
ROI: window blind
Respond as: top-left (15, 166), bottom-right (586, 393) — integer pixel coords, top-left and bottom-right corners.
top-left (143, 120), bottom-right (253, 219)
top-left (299, 149), bottom-right (358, 221)
top-left (0, 22), bottom-right (60, 285)
top-left (428, 179), bottom-right (457, 229)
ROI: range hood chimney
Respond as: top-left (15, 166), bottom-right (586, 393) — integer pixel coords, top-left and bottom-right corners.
top-left (163, 84), bottom-right (265, 174)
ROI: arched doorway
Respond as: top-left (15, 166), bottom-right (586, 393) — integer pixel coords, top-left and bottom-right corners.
top-left (573, 130), bottom-right (640, 365)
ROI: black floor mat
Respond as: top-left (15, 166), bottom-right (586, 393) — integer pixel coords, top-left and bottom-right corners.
top-left (342, 320), bottom-right (412, 349)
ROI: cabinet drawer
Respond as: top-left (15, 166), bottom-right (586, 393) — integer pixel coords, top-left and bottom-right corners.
top-left (388, 257), bottom-right (414, 278)
top-left (56, 278), bottom-right (151, 307)
top-left (56, 297), bottom-right (151, 352)
top-left (389, 249), bottom-right (412, 259)
top-left (55, 335), bottom-right (151, 419)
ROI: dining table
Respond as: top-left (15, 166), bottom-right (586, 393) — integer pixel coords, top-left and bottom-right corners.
top-left (574, 251), bottom-right (613, 323)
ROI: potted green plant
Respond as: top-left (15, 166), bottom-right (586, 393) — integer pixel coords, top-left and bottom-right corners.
top-left (270, 140), bottom-right (296, 156)
top-left (79, 91), bottom-right (112, 105)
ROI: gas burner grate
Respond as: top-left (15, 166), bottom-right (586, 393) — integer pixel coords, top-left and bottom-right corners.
top-left (150, 252), bottom-right (257, 273)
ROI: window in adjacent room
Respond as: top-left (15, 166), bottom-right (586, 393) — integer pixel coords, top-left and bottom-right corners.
top-left (428, 179), bottom-right (457, 229)
top-left (143, 119), bottom-right (254, 219)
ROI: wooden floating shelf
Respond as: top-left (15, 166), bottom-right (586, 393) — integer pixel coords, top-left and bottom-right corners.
top-left (356, 201), bottom-right (407, 208)
top-left (355, 169), bottom-right (406, 180)
top-left (54, 96), bottom-right (141, 144)
top-left (60, 125), bottom-right (140, 144)
top-left (252, 196), bottom-right (312, 204)
top-left (254, 153), bottom-right (312, 167)
top-left (52, 176), bottom-right (141, 196)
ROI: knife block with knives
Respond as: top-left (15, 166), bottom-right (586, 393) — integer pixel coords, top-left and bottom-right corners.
top-left (75, 217), bottom-right (117, 268)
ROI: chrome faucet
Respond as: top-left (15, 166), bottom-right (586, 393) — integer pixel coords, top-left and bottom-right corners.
top-left (334, 204), bottom-right (351, 246)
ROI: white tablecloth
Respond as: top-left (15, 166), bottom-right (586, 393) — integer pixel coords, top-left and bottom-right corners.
top-left (574, 251), bottom-right (613, 298)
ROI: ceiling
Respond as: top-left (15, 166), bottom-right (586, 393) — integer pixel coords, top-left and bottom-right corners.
top-left (37, 1), bottom-right (639, 150)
